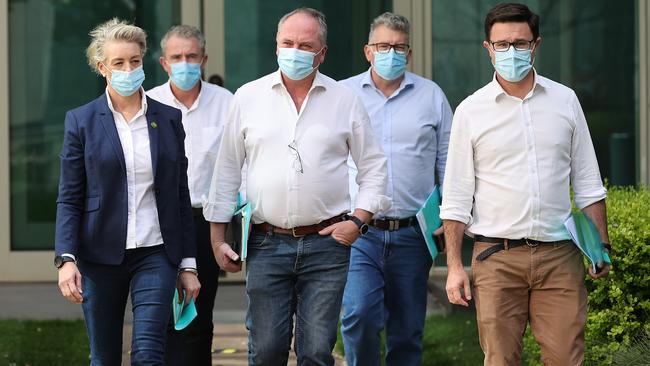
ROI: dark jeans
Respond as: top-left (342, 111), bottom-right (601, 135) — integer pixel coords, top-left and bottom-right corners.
top-left (165, 212), bottom-right (220, 366)
top-left (341, 225), bottom-right (433, 366)
top-left (246, 230), bottom-right (351, 366)
top-left (79, 245), bottom-right (177, 366)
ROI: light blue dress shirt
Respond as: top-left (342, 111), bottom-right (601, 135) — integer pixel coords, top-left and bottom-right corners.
top-left (341, 69), bottom-right (453, 219)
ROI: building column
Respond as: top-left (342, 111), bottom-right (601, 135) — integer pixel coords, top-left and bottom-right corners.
top-left (639, 0), bottom-right (650, 185)
top-left (393, 0), bottom-right (432, 79)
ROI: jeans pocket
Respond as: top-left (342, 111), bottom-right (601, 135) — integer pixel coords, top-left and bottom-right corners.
top-left (248, 232), bottom-right (269, 250)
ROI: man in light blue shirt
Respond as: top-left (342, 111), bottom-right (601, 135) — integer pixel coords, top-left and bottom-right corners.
top-left (340, 12), bottom-right (453, 366)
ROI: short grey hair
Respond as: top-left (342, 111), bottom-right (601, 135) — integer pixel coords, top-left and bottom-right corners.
top-left (368, 12), bottom-right (410, 43)
top-left (86, 18), bottom-right (147, 75)
top-left (277, 7), bottom-right (328, 46)
top-left (160, 25), bottom-right (206, 56)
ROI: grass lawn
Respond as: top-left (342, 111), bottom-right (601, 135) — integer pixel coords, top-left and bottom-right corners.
top-left (0, 320), bottom-right (89, 366)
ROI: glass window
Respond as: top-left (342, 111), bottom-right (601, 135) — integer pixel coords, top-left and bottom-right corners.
top-left (224, 0), bottom-right (392, 92)
top-left (9, 0), bottom-right (180, 250)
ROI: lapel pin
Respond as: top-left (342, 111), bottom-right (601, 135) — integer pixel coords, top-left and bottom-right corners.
top-left (151, 121), bottom-right (158, 129)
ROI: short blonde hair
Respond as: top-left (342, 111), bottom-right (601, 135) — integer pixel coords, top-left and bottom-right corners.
top-left (86, 18), bottom-right (147, 74)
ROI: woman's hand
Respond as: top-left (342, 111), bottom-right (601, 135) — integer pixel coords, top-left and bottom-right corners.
top-left (177, 270), bottom-right (201, 305)
top-left (58, 262), bottom-right (83, 304)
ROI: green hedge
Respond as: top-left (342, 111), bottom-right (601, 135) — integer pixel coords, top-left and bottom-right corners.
top-left (524, 185), bottom-right (650, 365)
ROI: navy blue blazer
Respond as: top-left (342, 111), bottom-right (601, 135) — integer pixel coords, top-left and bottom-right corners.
top-left (55, 93), bottom-right (195, 266)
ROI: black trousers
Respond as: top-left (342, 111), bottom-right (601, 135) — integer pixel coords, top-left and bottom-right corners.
top-left (165, 212), bottom-right (220, 366)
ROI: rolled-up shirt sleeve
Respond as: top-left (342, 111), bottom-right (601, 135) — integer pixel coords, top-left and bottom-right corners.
top-left (203, 97), bottom-right (246, 222)
top-left (440, 106), bottom-right (475, 224)
top-left (348, 96), bottom-right (391, 214)
top-left (569, 92), bottom-right (607, 209)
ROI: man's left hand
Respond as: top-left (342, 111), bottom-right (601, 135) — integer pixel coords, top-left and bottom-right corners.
top-left (319, 220), bottom-right (360, 246)
top-left (177, 271), bottom-right (201, 304)
top-left (588, 263), bottom-right (611, 280)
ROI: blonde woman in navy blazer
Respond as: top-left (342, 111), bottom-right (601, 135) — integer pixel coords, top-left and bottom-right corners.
top-left (54, 19), bottom-right (200, 365)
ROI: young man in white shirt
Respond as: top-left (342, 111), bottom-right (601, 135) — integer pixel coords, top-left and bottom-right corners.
top-left (147, 25), bottom-right (233, 366)
top-left (204, 8), bottom-right (389, 365)
top-left (440, 3), bottom-right (611, 365)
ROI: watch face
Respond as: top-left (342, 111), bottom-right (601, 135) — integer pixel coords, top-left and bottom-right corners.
top-left (54, 256), bottom-right (63, 268)
top-left (360, 224), bottom-right (369, 235)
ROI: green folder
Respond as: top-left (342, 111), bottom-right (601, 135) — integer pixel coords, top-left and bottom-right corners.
top-left (172, 288), bottom-right (197, 331)
top-left (564, 211), bottom-right (612, 273)
top-left (415, 186), bottom-right (442, 260)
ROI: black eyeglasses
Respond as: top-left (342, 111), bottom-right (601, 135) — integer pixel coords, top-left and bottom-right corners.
top-left (368, 43), bottom-right (410, 55)
top-left (489, 39), bottom-right (536, 52)
top-left (288, 140), bottom-right (303, 174)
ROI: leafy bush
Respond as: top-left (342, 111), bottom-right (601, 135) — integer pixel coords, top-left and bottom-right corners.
top-left (523, 185), bottom-right (650, 365)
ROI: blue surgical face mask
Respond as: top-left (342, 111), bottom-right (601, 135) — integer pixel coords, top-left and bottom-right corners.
top-left (106, 65), bottom-right (145, 96)
top-left (277, 47), bottom-right (323, 81)
top-left (493, 47), bottom-right (533, 82)
top-left (170, 61), bottom-right (202, 90)
top-left (372, 49), bottom-right (407, 81)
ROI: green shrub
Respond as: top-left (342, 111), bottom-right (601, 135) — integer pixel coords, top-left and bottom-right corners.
top-left (523, 185), bottom-right (650, 365)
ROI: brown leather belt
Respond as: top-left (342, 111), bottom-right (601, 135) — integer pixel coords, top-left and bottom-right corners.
top-left (474, 235), bottom-right (571, 261)
top-left (370, 216), bottom-right (417, 231)
top-left (253, 214), bottom-right (347, 237)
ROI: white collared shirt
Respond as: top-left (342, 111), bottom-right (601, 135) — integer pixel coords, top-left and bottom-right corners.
top-left (440, 72), bottom-right (607, 241)
top-left (147, 81), bottom-right (233, 208)
top-left (106, 90), bottom-right (194, 268)
top-left (204, 70), bottom-right (390, 228)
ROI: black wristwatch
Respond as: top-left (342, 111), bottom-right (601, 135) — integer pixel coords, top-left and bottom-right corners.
top-left (348, 216), bottom-right (369, 235)
top-left (54, 255), bottom-right (76, 269)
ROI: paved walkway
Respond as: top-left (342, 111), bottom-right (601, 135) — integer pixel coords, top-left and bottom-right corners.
top-left (120, 323), bottom-right (346, 365)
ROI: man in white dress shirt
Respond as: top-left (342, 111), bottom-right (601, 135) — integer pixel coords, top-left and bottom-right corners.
top-left (147, 25), bottom-right (233, 366)
top-left (204, 7), bottom-right (389, 365)
top-left (440, 3), bottom-right (611, 366)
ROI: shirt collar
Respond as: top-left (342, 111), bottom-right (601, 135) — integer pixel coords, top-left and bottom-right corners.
top-left (488, 68), bottom-right (546, 101)
top-left (105, 87), bottom-right (148, 115)
top-left (271, 69), bottom-right (327, 92)
top-left (165, 80), bottom-right (205, 112)
top-left (360, 68), bottom-right (415, 96)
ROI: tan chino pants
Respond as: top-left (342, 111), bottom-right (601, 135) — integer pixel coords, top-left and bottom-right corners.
top-left (471, 240), bottom-right (588, 366)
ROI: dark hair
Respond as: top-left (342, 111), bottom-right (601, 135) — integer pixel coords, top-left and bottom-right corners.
top-left (484, 3), bottom-right (539, 41)
top-left (208, 74), bottom-right (224, 87)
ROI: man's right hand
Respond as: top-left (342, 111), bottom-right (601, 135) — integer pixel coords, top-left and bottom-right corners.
top-left (212, 242), bottom-right (242, 272)
top-left (446, 265), bottom-right (472, 307)
top-left (58, 262), bottom-right (83, 304)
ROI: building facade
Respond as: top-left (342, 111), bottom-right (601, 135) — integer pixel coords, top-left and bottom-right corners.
top-left (1, 0), bottom-right (647, 281)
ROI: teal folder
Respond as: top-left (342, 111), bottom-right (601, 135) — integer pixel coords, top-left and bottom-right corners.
top-left (230, 201), bottom-right (252, 262)
top-left (564, 211), bottom-right (612, 273)
top-left (172, 288), bottom-right (197, 331)
top-left (415, 186), bottom-right (442, 260)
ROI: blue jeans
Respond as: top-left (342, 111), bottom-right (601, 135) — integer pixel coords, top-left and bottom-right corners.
top-left (79, 245), bottom-right (177, 366)
top-left (341, 225), bottom-right (433, 366)
top-left (245, 230), bottom-right (351, 366)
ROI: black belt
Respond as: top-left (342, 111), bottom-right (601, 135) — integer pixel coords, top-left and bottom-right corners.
top-left (474, 235), bottom-right (571, 261)
top-left (369, 216), bottom-right (417, 231)
top-left (192, 207), bottom-right (203, 217)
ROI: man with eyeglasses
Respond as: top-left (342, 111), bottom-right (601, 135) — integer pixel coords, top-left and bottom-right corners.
top-left (339, 12), bottom-right (452, 366)
top-left (204, 7), bottom-right (389, 365)
top-left (441, 3), bottom-right (610, 365)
